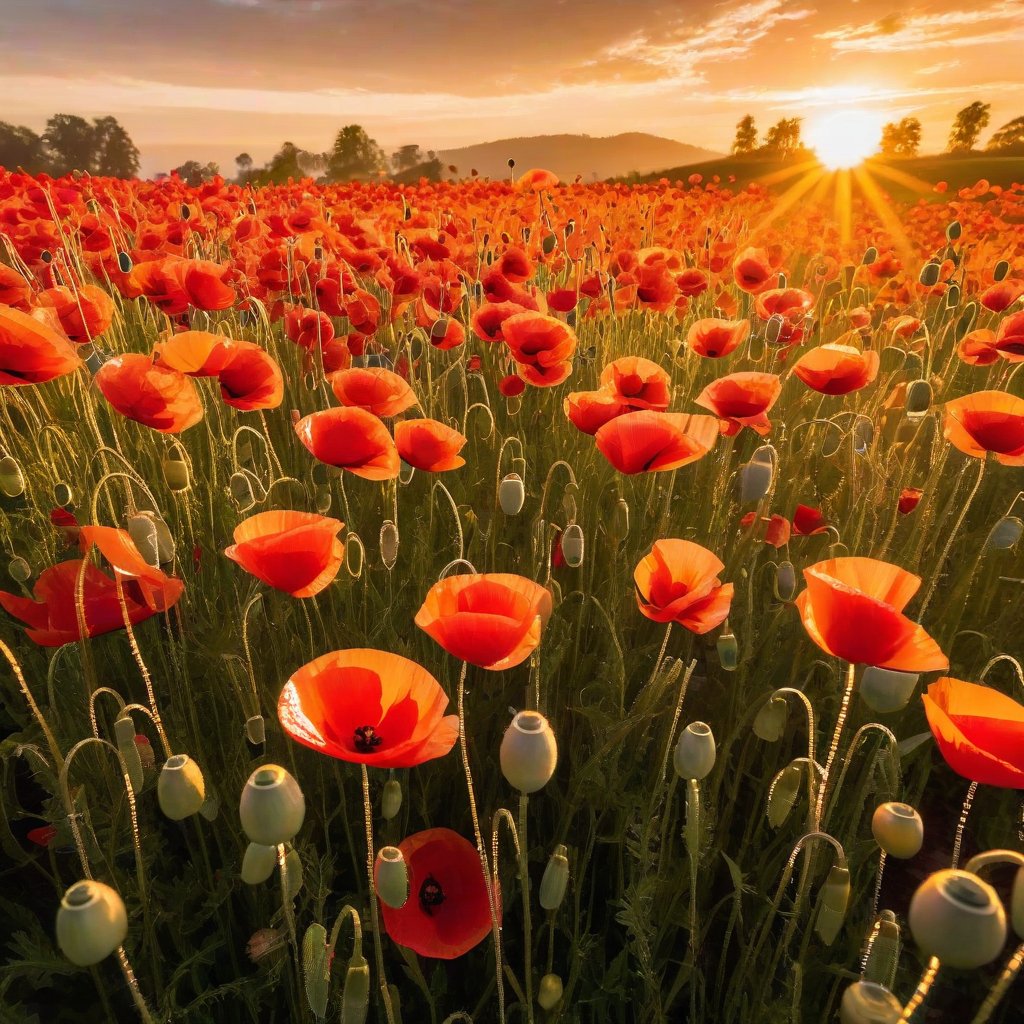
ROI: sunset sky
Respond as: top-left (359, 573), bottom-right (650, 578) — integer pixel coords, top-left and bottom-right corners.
top-left (3, 0), bottom-right (1023, 176)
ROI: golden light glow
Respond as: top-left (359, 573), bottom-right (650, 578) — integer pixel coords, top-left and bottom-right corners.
top-left (805, 109), bottom-right (884, 170)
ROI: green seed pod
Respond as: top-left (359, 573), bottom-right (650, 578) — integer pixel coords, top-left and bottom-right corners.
top-left (994, 259), bottom-right (1010, 282)
top-left (158, 754), bottom-right (206, 821)
top-left (56, 880), bottom-right (128, 967)
top-left (127, 514), bottom-right (160, 568)
top-left (241, 842), bottom-right (278, 885)
top-left (767, 763), bottom-right (801, 827)
top-left (946, 220), bottom-right (962, 241)
top-left (956, 301), bottom-right (977, 340)
top-left (716, 630), bottom-right (738, 672)
top-left (245, 715), bottom-right (266, 746)
top-left (918, 262), bottom-right (940, 287)
top-left (53, 482), bottom-right (73, 507)
top-left (908, 869), bottom-right (1007, 968)
top-left (114, 715), bottom-right (144, 795)
top-left (859, 667), bottom-right (919, 714)
top-left (500, 710), bottom-right (558, 793)
top-left (839, 981), bottom-right (901, 1024)
top-left (8, 557), bottom-right (31, 583)
top-left (610, 497), bottom-right (629, 542)
top-left (0, 455), bottom-right (25, 498)
top-left (380, 520), bottom-right (399, 570)
top-left (341, 954), bottom-right (371, 1024)
top-left (765, 314), bottom-right (784, 345)
top-left (302, 922), bottom-right (330, 1018)
top-left (987, 516), bottom-right (1023, 550)
top-left (561, 524), bottom-right (584, 567)
top-left (871, 802), bottom-right (923, 859)
top-left (815, 865), bottom-right (850, 945)
top-left (499, 472), bottom-right (525, 515)
top-left (1011, 866), bottom-right (1024, 938)
top-left (753, 696), bottom-right (788, 742)
top-left (374, 846), bottom-right (409, 908)
top-left (863, 911), bottom-right (900, 987)
top-left (381, 778), bottom-right (402, 820)
top-left (538, 973), bottom-right (563, 1010)
top-left (163, 451), bottom-right (190, 492)
top-left (774, 562), bottom-right (797, 602)
top-left (240, 765), bottom-right (306, 846)
top-left (673, 722), bottom-right (715, 781)
top-left (862, 246), bottom-right (877, 266)
top-left (540, 844), bottom-right (569, 911)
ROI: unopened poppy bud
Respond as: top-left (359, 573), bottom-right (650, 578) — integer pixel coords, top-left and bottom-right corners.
top-left (230, 472), bottom-right (256, 512)
top-left (1012, 866), bottom-right (1024, 937)
top-left (499, 472), bottom-right (525, 515)
top-left (673, 722), bottom-right (715, 781)
top-left (542, 233), bottom-right (557, 255)
top-left (904, 379), bottom-right (931, 420)
top-left (908, 869), bottom-right (1007, 968)
top-left (853, 419), bottom-right (872, 453)
top-left (561, 524), bottom-right (584, 567)
top-left (946, 220), bottom-right (962, 241)
top-left (117, 251), bottom-right (133, 274)
top-left (987, 516), bottom-right (1023, 550)
top-left (946, 284), bottom-right (961, 308)
top-left (302, 923), bottom-right (330, 1018)
top-left (774, 561), bottom-right (797, 602)
top-left (739, 445), bottom-right (774, 503)
top-left (538, 973), bottom-right (563, 1010)
top-left (374, 846), bottom-right (409, 908)
top-left (918, 262), bottom-right (940, 287)
top-left (864, 911), bottom-right (900, 987)
top-left (871, 802), bottom-right (923, 859)
top-left (53, 482), bottom-right (73, 507)
top-left (765, 314), bottom-right (784, 344)
top-left (245, 714), bottom-right (266, 746)
top-left (163, 451), bottom-right (190, 492)
top-left (753, 696), bottom-right (788, 742)
top-left (341, 954), bottom-right (371, 1024)
top-left (839, 981), bottom-right (901, 1024)
top-left (858, 667), bottom-right (919, 714)
top-left (862, 246), bottom-right (878, 266)
top-left (158, 753), bottom-right (206, 821)
top-left (500, 711), bottom-right (558, 793)
top-left (716, 629), bottom-right (738, 671)
top-left (283, 846), bottom-right (303, 900)
top-left (767, 763), bottom-right (802, 827)
top-left (994, 259), bottom-right (1010, 282)
top-left (0, 455), bottom-right (25, 498)
top-left (56, 880), bottom-right (128, 967)
top-left (380, 520), bottom-right (399, 570)
top-left (240, 764), bottom-right (306, 846)
top-left (114, 715), bottom-right (144, 795)
top-left (134, 733), bottom-right (154, 770)
top-left (127, 514), bottom-right (160, 568)
top-left (8, 557), bottom-right (31, 583)
top-left (381, 778), bottom-right (402, 820)
top-left (241, 842), bottom-right (278, 884)
top-left (540, 844), bottom-right (569, 910)
top-left (815, 865), bottom-right (850, 945)
top-left (180, 203), bottom-right (191, 220)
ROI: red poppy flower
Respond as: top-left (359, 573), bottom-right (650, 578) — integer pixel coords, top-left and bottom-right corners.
top-left (37, 284), bottom-right (114, 343)
top-left (740, 513), bottom-right (791, 548)
top-left (225, 511), bottom-right (344, 597)
top-left (183, 260), bottom-right (236, 311)
top-left (944, 391), bottom-right (1024, 465)
top-left (0, 266), bottom-right (31, 310)
top-left (958, 329), bottom-right (998, 366)
top-left (0, 304), bottom-right (83, 386)
top-left (923, 677), bottom-right (1024, 789)
top-left (295, 407), bottom-right (400, 480)
top-left (330, 367), bottom-right (417, 417)
top-left (501, 311), bottom-right (576, 387)
top-left (754, 289), bottom-right (814, 344)
top-left (980, 281), bottom-right (1022, 313)
top-left (155, 330), bottom-right (236, 376)
top-left (496, 247), bottom-right (532, 283)
top-left (898, 487), bottom-right (923, 515)
top-left (795, 557), bottom-right (947, 671)
top-left (131, 258), bottom-right (189, 316)
top-left (676, 268), bottom-right (709, 298)
top-left (732, 247), bottom-right (774, 294)
top-left (27, 824), bottom-right (58, 847)
top-left (995, 311), bottom-right (1024, 360)
top-left (285, 306), bottom-right (335, 350)
top-left (633, 539), bottom-right (734, 634)
top-left (546, 289), bottom-right (578, 313)
top-left (218, 341), bottom-right (283, 411)
top-left (499, 374), bottom-right (526, 397)
top-left (415, 573), bottom-right (552, 671)
top-left (687, 318), bottom-right (750, 358)
top-left (564, 389), bottom-right (628, 435)
top-left (793, 505), bottom-right (828, 536)
top-left (428, 317), bottom-right (465, 351)
top-left (394, 419), bottom-right (467, 472)
top-left (378, 828), bottom-right (495, 959)
top-left (792, 344), bottom-right (879, 395)
top-left (96, 354), bottom-right (203, 433)
top-left (695, 372), bottom-right (782, 436)
top-left (79, 525), bottom-right (184, 613)
top-left (595, 411), bottom-right (718, 474)
top-left (278, 649), bottom-right (458, 767)
top-left (600, 357), bottom-right (671, 411)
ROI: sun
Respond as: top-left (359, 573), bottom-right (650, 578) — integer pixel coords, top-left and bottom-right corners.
top-left (805, 109), bottom-right (884, 170)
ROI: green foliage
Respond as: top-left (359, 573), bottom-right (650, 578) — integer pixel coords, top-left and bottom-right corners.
top-left (948, 101), bottom-right (992, 154)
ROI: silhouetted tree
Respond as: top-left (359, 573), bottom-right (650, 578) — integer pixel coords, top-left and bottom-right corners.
top-left (0, 122), bottom-right (46, 173)
top-left (948, 101), bottom-right (991, 153)
top-left (879, 117), bottom-right (922, 158)
top-left (235, 152), bottom-right (254, 183)
top-left (256, 142), bottom-right (324, 183)
top-left (732, 115), bottom-right (758, 155)
top-left (763, 118), bottom-right (803, 156)
top-left (172, 160), bottom-right (220, 186)
top-left (92, 116), bottom-right (140, 178)
top-left (42, 114), bottom-right (97, 174)
top-left (986, 116), bottom-right (1024, 154)
top-left (391, 144), bottom-right (423, 172)
top-left (326, 125), bottom-right (386, 182)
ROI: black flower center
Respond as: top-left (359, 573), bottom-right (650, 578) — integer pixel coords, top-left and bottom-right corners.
top-left (418, 874), bottom-right (445, 916)
top-left (353, 725), bottom-right (382, 753)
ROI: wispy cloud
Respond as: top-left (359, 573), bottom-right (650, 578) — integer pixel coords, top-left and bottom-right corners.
top-left (916, 61), bottom-right (962, 76)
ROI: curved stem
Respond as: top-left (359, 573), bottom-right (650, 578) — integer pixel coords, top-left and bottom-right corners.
top-left (0, 637), bottom-right (62, 766)
top-left (900, 956), bottom-right (940, 1022)
top-left (815, 662), bottom-right (856, 827)
top-left (951, 780), bottom-right (979, 869)
top-left (970, 943), bottom-right (1024, 1024)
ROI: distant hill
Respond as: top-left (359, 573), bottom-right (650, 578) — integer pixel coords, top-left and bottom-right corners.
top-left (437, 133), bottom-right (721, 183)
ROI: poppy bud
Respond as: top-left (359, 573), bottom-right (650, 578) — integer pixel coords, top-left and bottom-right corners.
top-left (716, 629), bottom-right (738, 672)
top-left (906, 378), bottom-right (932, 414)
top-left (245, 714), bottom-right (266, 746)
top-left (946, 284), bottom-right (961, 308)
top-left (610, 497), bottom-right (629, 542)
top-left (767, 763), bottom-right (801, 827)
top-left (134, 733), bottom-right (155, 771)
top-left (987, 517), bottom-right (1023, 550)
top-left (774, 561), bottom-right (797, 602)
top-left (240, 765), bottom-right (306, 846)
top-left (230, 472), bottom-right (256, 513)
top-left (500, 711), bottom-right (558, 793)
top-left (863, 911), bottom-right (900, 987)
top-left (872, 802), bottom-right (923, 859)
top-left (814, 865), bottom-right (850, 945)
top-left (180, 203), bottom-right (191, 220)
top-left (994, 259), bottom-right (1010, 283)
top-left (956, 302), bottom-right (977, 339)
top-left (158, 754), bottom-right (206, 821)
top-left (127, 514), bottom-right (160, 568)
top-left (918, 262), bottom-right (940, 287)
top-left (0, 455), bottom-right (25, 498)
top-left (673, 722), bottom-right (715, 781)
top-left (56, 880), bottom-right (128, 967)
top-left (738, 446), bottom-right (774, 503)
top-left (381, 778), bottom-right (402, 820)
top-left (283, 846), bottom-right (303, 901)
top-left (765, 314), bottom-right (784, 345)
top-left (540, 844), bottom-right (570, 910)
top-left (859, 667), bottom-right (919, 714)
top-left (315, 487), bottom-right (332, 515)
top-left (241, 842), bottom-right (278, 885)
top-left (374, 846), bottom-right (409, 908)
top-left (114, 715), bottom-right (144, 795)
top-left (341, 954), bottom-right (371, 1024)
top-left (862, 247), bottom-right (877, 266)
top-left (753, 696), bottom-right (788, 742)
top-left (8, 557), bottom-right (30, 583)
top-left (302, 923), bottom-right (330, 1018)
top-left (946, 220), bottom-right (962, 241)
top-left (542, 233), bottom-right (557, 255)
top-left (538, 973), bottom-right (563, 1010)
top-left (853, 419), bottom-right (872, 454)
top-left (908, 869), bottom-right (1007, 968)
top-left (561, 524), bottom-right (584, 568)
top-left (117, 251), bottom-right (133, 274)
top-left (163, 451), bottom-right (190, 492)
top-left (380, 520), bottom-right (399, 570)
top-left (1012, 866), bottom-right (1024, 937)
top-left (499, 473), bottom-right (526, 515)
top-left (839, 982), bottom-right (901, 1024)
top-left (54, 482), bottom-right (73, 507)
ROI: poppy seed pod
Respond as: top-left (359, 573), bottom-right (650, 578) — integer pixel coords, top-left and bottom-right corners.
top-left (987, 517), bottom-right (1023, 550)
top-left (500, 711), bottom-right (558, 793)
top-left (158, 754), bottom-right (206, 821)
top-left (859, 667), bottom-right (919, 714)
top-left (905, 379), bottom-right (931, 417)
top-left (947, 220), bottom-right (962, 241)
top-left (127, 514), bottom-right (160, 568)
top-left (765, 314), bottom-right (784, 345)
top-left (918, 262), bottom-right (941, 287)
top-left (162, 451), bottom-right (190, 492)
top-left (53, 482), bottom-right (73, 507)
top-left (673, 722), bottom-right (716, 781)
top-left (341, 954), bottom-right (371, 1024)
top-left (768, 763), bottom-right (802, 827)
top-left (994, 259), bottom-right (1010, 283)
top-left (839, 981), bottom-right (902, 1024)
top-left (0, 455), bottom-right (25, 498)
top-left (8, 556), bottom-right (31, 583)
top-left (561, 524), bottom-right (584, 567)
top-left (863, 911), bottom-right (900, 987)
top-left (499, 472), bottom-right (525, 515)
top-left (908, 869), bottom-right (1007, 968)
top-left (871, 802), bottom-right (924, 859)
top-left (380, 520), bottom-right (399, 570)
top-left (540, 844), bottom-right (570, 910)
top-left (774, 561), bottom-right (797, 602)
top-left (381, 778), bottom-right (402, 820)
top-left (753, 696), bottom-right (788, 742)
top-left (815, 865), bottom-right (851, 945)
top-left (114, 714), bottom-right (144, 795)
top-left (56, 880), bottom-right (128, 967)
top-left (240, 764), bottom-right (306, 846)
top-left (946, 284), bottom-right (961, 308)
top-left (538, 973), bottom-right (564, 1010)
top-left (241, 842), bottom-right (278, 885)
top-left (374, 846), bottom-right (409, 908)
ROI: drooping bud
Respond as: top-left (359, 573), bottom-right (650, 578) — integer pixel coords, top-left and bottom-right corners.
top-left (53, 482), bottom-right (73, 507)
top-left (283, 846), bottom-right (303, 901)
top-left (753, 696), bottom-right (788, 742)
top-left (863, 911), bottom-right (900, 987)
top-left (381, 778), bottom-right (402, 820)
top-left (738, 446), bottom-right (774, 503)
top-left (946, 220), bottom-right (962, 241)
top-left (127, 513), bottom-right (160, 568)
top-left (499, 473), bottom-right (526, 515)
top-left (245, 715), bottom-right (266, 746)
top-left (716, 628), bottom-right (738, 671)
top-left (539, 844), bottom-right (569, 910)
top-left (862, 246), bottom-right (878, 266)
top-left (163, 450), bottom-right (190, 492)
top-left (538, 973), bottom-right (563, 1010)
top-left (500, 711), bottom-right (558, 793)
top-left (765, 314), bottom-right (784, 345)
top-left (341, 954), bottom-right (371, 1024)
top-left (994, 259), bottom-right (1010, 282)
top-left (114, 714), bottom-right (144, 795)
top-left (814, 865), bottom-right (851, 945)
top-left (380, 520), bottom-right (399, 570)
top-left (871, 802), bottom-right (923, 859)
top-left (8, 557), bottom-right (30, 583)
top-left (918, 262), bottom-right (940, 287)
top-left (859, 667), bottom-right (919, 714)
top-left (839, 981), bottom-right (901, 1024)
top-left (303, 923), bottom-right (331, 1019)
top-left (767, 763), bottom-right (802, 827)
top-left (374, 846), bottom-right (409, 908)
top-left (230, 472), bottom-right (256, 512)
top-left (905, 379), bottom-right (931, 419)
top-left (241, 842), bottom-right (278, 885)
top-left (673, 722), bottom-right (716, 781)
top-left (56, 880), bottom-right (129, 967)
top-left (158, 754), bottom-right (206, 821)
top-left (240, 765), bottom-right (306, 846)
top-left (561, 524), bottom-right (584, 567)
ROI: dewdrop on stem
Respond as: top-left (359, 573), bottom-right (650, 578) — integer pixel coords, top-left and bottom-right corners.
top-left (56, 880), bottom-right (128, 967)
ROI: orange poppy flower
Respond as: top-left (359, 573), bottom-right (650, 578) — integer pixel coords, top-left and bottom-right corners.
top-left (37, 284), bottom-right (114, 343)
top-left (415, 573), bottom-right (552, 670)
top-left (79, 525), bottom-right (184, 613)
top-left (182, 260), bottom-right (236, 312)
top-left (995, 311), bottom-right (1024, 360)
top-left (600, 356), bottom-right (671, 411)
top-left (795, 557), bottom-right (947, 671)
top-left (218, 341), bottom-right (283, 411)
top-left (922, 677), bottom-right (1024, 789)
top-left (695, 372), bottom-right (782, 436)
top-left (754, 288), bottom-right (814, 344)
top-left (155, 330), bottom-right (236, 376)
top-left (501, 311), bottom-right (576, 387)
top-left (676, 268), bottom-right (709, 298)
top-left (792, 344), bottom-right (879, 395)
top-left (330, 367), bottom-right (417, 417)
top-left (518, 168), bottom-right (559, 191)
top-left (595, 411), bottom-right (718, 474)
top-left (634, 539), bottom-right (733, 633)
top-left (944, 391), bottom-right (1024, 465)
top-left (958, 329), bottom-right (998, 366)
top-left (470, 302), bottom-right (526, 343)
top-left (394, 419), bottom-right (467, 472)
top-left (732, 247), bottom-right (774, 294)
top-left (278, 649), bottom-right (458, 767)
top-left (225, 511), bottom-right (344, 597)
top-left (378, 828), bottom-right (496, 959)
top-left (96, 354), bottom-right (203, 433)
top-left (740, 513), bottom-right (791, 549)
top-left (428, 317), bottom-right (465, 351)
top-left (295, 407), bottom-right (400, 480)
top-left (687, 318), bottom-right (750, 358)
top-left (131, 257), bottom-right (190, 316)
top-left (0, 304), bottom-right (83, 386)
top-left (0, 266), bottom-right (31, 310)
top-left (564, 389), bottom-right (628, 435)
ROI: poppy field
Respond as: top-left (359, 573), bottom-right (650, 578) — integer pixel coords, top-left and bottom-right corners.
top-left (2, 165), bottom-right (1024, 1024)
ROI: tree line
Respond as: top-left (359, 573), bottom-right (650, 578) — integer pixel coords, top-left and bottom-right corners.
top-left (0, 114), bottom-right (140, 177)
